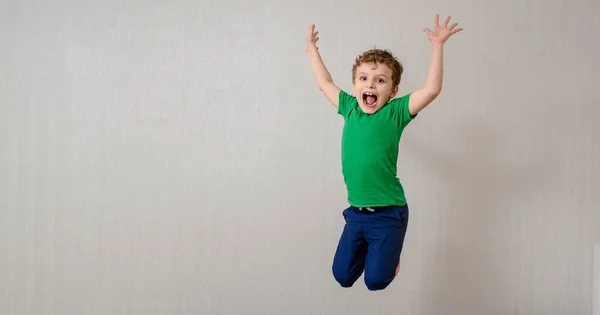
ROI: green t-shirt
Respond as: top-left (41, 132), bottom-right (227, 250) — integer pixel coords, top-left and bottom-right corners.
top-left (337, 90), bottom-right (416, 207)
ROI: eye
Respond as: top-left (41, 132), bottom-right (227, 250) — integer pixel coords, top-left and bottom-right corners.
top-left (360, 76), bottom-right (366, 81)
top-left (377, 78), bottom-right (385, 83)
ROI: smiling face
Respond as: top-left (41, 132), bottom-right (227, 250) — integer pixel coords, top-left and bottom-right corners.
top-left (352, 62), bottom-right (399, 114)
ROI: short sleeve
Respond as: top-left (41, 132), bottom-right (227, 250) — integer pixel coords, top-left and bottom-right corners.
top-left (392, 93), bottom-right (417, 128)
top-left (337, 90), bottom-right (356, 118)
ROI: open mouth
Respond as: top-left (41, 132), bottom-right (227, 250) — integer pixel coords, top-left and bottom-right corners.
top-left (362, 92), bottom-right (378, 107)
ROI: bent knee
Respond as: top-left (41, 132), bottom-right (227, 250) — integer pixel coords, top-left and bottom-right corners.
top-left (365, 265), bottom-right (399, 291)
top-left (332, 268), bottom-right (358, 288)
top-left (364, 276), bottom-right (393, 291)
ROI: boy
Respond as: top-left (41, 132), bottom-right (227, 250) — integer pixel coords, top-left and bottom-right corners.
top-left (306, 14), bottom-right (462, 291)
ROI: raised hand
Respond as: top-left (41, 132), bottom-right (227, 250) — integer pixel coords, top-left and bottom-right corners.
top-left (307, 24), bottom-right (320, 51)
top-left (424, 14), bottom-right (463, 44)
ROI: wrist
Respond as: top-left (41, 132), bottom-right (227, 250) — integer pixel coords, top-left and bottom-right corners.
top-left (306, 44), bottom-right (319, 53)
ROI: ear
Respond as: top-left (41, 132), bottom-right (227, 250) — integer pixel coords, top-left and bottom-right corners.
top-left (390, 86), bottom-right (399, 98)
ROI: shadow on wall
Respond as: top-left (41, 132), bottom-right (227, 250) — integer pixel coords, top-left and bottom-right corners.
top-left (403, 119), bottom-right (552, 314)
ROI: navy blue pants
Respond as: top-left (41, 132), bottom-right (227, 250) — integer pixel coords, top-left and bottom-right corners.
top-left (332, 204), bottom-right (409, 291)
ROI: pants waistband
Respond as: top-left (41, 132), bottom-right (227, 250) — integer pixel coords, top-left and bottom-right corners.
top-left (351, 205), bottom-right (401, 212)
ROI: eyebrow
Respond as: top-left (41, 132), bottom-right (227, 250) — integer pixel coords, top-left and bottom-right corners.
top-left (357, 72), bottom-right (390, 79)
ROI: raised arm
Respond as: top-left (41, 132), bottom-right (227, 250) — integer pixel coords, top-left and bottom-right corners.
top-left (306, 24), bottom-right (341, 108)
top-left (408, 14), bottom-right (463, 116)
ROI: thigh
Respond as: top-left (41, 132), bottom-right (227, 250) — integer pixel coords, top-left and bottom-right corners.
top-left (363, 206), bottom-right (409, 280)
top-left (332, 207), bottom-right (368, 279)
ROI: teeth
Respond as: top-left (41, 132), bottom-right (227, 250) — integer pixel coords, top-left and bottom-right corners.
top-left (364, 92), bottom-right (375, 96)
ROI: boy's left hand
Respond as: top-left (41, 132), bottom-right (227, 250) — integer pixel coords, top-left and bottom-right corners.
top-left (424, 14), bottom-right (463, 44)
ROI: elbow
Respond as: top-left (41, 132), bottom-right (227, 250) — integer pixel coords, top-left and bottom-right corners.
top-left (425, 86), bottom-right (441, 97)
top-left (318, 78), bottom-right (334, 91)
top-left (430, 84), bottom-right (442, 96)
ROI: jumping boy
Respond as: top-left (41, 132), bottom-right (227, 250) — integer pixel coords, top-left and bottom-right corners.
top-left (306, 14), bottom-right (462, 291)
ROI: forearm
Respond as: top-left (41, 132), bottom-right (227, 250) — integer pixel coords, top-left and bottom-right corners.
top-left (423, 42), bottom-right (444, 95)
top-left (307, 46), bottom-right (334, 89)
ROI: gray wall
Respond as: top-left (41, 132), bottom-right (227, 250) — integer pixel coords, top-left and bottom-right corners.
top-left (1, 0), bottom-right (599, 314)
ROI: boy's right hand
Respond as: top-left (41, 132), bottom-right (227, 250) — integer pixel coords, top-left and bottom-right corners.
top-left (306, 24), bottom-right (319, 52)
top-left (306, 24), bottom-right (340, 108)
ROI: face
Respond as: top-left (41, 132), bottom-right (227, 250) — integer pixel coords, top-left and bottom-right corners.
top-left (352, 62), bottom-right (398, 114)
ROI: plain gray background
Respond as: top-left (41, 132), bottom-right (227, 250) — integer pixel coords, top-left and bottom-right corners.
top-left (1, 0), bottom-right (599, 314)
